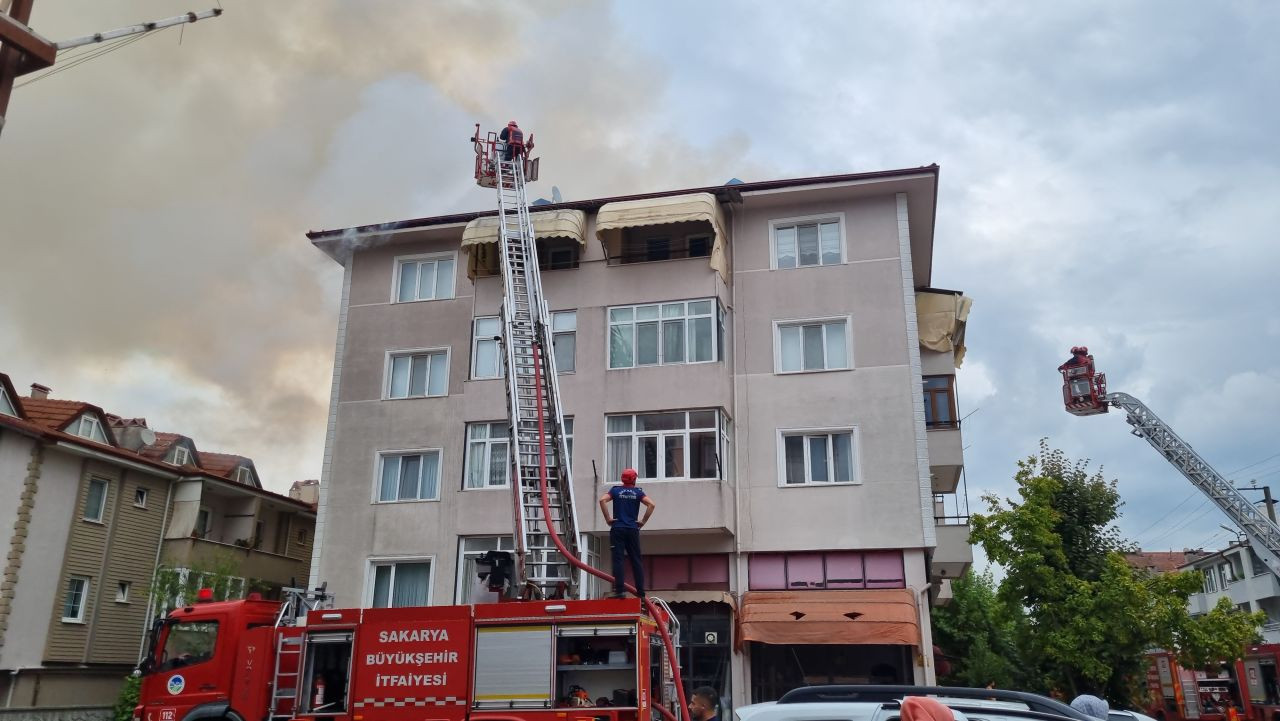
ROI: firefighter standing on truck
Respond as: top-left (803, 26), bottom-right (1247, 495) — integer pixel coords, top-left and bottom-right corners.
top-left (599, 468), bottom-right (655, 598)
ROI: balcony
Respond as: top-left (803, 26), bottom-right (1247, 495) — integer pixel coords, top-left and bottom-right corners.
top-left (928, 423), bottom-right (964, 493)
top-left (932, 517), bottom-right (973, 580)
top-left (1188, 572), bottom-right (1280, 615)
top-left (162, 536), bottom-right (309, 588)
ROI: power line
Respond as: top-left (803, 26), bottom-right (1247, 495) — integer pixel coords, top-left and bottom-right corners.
top-left (16, 27), bottom-right (170, 89)
top-left (1131, 488), bottom-right (1202, 542)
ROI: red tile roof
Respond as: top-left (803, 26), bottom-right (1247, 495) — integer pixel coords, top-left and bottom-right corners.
top-left (198, 450), bottom-right (252, 481)
top-left (1125, 550), bottom-right (1203, 573)
top-left (138, 431), bottom-right (184, 462)
top-left (21, 397), bottom-right (93, 431)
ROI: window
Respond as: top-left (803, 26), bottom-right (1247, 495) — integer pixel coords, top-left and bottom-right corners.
top-left (609, 300), bottom-right (721, 369)
top-left (616, 225), bottom-right (714, 265)
top-left (116, 581), bottom-right (131, 604)
top-left (564, 417), bottom-right (574, 467)
top-left (386, 349), bottom-right (449, 398)
top-left (748, 550), bottom-right (905, 590)
top-left (395, 254), bottom-right (456, 302)
top-left (377, 451), bottom-right (441, 502)
top-left (772, 216), bottom-right (843, 269)
top-left (195, 508), bottom-right (211, 539)
top-left (606, 410), bottom-right (726, 482)
top-left (134, 487), bottom-right (149, 508)
top-left (156, 621), bottom-right (219, 672)
top-left (369, 559), bottom-right (432, 608)
top-left (471, 318), bottom-right (503, 380)
top-left (235, 466), bottom-right (254, 485)
top-left (0, 384), bottom-right (15, 416)
top-left (1203, 568), bottom-right (1218, 593)
top-left (1219, 563), bottom-right (1235, 588)
top-left (62, 576), bottom-right (89, 622)
top-left (70, 413), bottom-right (109, 443)
top-left (537, 238), bottom-right (580, 270)
top-left (456, 536), bottom-right (516, 603)
top-left (465, 423), bottom-right (510, 489)
top-left (552, 311), bottom-right (577, 373)
top-left (298, 527), bottom-right (310, 544)
top-left (923, 375), bottom-right (958, 429)
top-left (776, 318), bottom-right (850, 373)
top-left (172, 446), bottom-right (190, 466)
top-left (83, 478), bottom-right (108, 522)
top-left (780, 429), bottom-right (857, 486)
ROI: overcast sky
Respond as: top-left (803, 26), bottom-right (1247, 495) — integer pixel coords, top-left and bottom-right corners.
top-left (1, 1), bottom-right (1276, 559)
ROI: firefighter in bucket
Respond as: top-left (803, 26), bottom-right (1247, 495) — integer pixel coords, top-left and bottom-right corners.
top-left (471, 121), bottom-right (538, 188)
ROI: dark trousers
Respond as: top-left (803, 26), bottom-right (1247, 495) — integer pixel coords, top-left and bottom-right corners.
top-left (610, 526), bottom-right (645, 596)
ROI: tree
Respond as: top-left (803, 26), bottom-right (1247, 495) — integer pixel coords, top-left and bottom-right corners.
top-left (932, 569), bottom-right (1021, 688)
top-left (969, 441), bottom-right (1264, 704)
top-left (1175, 596), bottom-right (1265, 670)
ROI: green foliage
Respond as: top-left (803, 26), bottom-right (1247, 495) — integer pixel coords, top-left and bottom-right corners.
top-left (932, 569), bottom-right (1020, 688)
top-left (964, 440), bottom-right (1264, 704)
top-left (113, 674), bottom-right (140, 721)
top-left (148, 550), bottom-right (249, 616)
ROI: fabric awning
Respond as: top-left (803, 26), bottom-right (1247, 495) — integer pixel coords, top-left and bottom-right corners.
top-left (738, 589), bottom-right (920, 647)
top-left (594, 192), bottom-right (729, 283)
top-left (916, 292), bottom-right (973, 368)
top-left (653, 590), bottom-right (736, 609)
top-left (461, 209), bottom-right (587, 279)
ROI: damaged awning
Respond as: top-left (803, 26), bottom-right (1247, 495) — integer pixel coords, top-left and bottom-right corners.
top-left (738, 589), bottom-right (920, 647)
top-left (594, 192), bottom-right (729, 283)
top-left (916, 291), bottom-right (973, 368)
top-left (461, 209), bottom-right (587, 279)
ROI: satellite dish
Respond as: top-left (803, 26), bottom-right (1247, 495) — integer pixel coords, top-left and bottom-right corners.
top-left (552, 186), bottom-right (563, 204)
top-left (139, 428), bottom-right (157, 446)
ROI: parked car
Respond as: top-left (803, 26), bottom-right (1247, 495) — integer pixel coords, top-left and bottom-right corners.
top-left (735, 686), bottom-right (1096, 721)
top-left (1110, 710), bottom-right (1162, 721)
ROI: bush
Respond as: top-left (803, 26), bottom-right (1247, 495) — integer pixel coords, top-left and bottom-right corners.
top-left (113, 674), bottom-right (140, 721)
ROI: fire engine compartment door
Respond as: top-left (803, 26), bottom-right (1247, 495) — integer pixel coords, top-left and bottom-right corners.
top-left (474, 625), bottom-right (554, 709)
top-left (300, 631), bottom-right (354, 715)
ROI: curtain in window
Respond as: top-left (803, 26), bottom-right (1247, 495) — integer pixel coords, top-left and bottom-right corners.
top-left (391, 563), bottom-right (431, 607)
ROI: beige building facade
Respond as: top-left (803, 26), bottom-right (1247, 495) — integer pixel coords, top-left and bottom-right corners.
top-left (307, 166), bottom-right (972, 706)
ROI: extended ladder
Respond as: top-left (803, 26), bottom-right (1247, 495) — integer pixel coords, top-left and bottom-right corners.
top-left (1109, 392), bottom-right (1280, 579)
top-left (491, 155), bottom-right (584, 599)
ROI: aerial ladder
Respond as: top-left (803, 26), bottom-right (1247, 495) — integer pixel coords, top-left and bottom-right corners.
top-left (1059, 346), bottom-right (1280, 579)
top-left (470, 123), bottom-right (583, 600)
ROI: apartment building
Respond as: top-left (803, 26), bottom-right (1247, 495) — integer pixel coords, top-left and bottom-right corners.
top-left (306, 165), bottom-right (973, 706)
top-left (0, 374), bottom-right (314, 708)
top-left (1182, 543), bottom-right (1280, 643)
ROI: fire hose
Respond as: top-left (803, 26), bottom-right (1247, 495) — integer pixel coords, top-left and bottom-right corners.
top-left (532, 343), bottom-right (690, 721)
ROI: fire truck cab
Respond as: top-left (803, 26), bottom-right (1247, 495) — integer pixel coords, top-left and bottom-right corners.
top-left (136, 595), bottom-right (678, 721)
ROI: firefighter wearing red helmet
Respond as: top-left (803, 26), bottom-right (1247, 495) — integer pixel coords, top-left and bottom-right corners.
top-left (599, 468), bottom-right (656, 598)
top-left (499, 120), bottom-right (524, 161)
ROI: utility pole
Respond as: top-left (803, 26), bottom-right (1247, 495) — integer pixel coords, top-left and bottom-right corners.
top-left (1264, 484), bottom-right (1277, 524)
top-left (0, 6), bottom-right (222, 139)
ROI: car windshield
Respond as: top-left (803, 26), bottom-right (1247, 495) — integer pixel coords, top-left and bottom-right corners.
top-left (156, 621), bottom-right (219, 671)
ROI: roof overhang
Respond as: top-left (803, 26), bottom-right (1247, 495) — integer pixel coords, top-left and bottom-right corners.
top-left (738, 589), bottom-right (921, 647)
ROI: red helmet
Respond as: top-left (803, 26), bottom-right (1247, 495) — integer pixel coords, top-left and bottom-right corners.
top-left (508, 120), bottom-right (518, 127)
top-left (621, 468), bottom-right (638, 486)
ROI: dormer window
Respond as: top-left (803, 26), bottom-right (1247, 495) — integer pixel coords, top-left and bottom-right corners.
top-left (0, 385), bottom-right (15, 417)
top-left (172, 446), bottom-right (191, 466)
top-left (235, 466), bottom-right (254, 485)
top-left (69, 413), bottom-right (109, 444)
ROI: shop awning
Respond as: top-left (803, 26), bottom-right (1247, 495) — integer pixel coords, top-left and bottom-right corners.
top-left (653, 590), bottom-right (736, 609)
top-left (738, 589), bottom-right (920, 647)
top-left (916, 291), bottom-right (972, 368)
top-left (461, 209), bottom-right (587, 279)
top-left (594, 192), bottom-right (729, 283)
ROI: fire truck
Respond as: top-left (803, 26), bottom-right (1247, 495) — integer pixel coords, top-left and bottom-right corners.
top-left (133, 127), bottom-right (689, 721)
top-left (1061, 349), bottom-right (1280, 721)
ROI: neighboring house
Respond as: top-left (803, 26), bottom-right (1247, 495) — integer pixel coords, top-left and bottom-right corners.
top-left (305, 165), bottom-right (973, 705)
top-left (1181, 543), bottom-right (1280, 643)
top-left (290, 478), bottom-right (320, 507)
top-left (1125, 549), bottom-right (1205, 575)
top-left (0, 374), bottom-right (315, 708)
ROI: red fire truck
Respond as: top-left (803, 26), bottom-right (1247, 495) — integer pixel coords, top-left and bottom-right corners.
top-left (1145, 646), bottom-right (1280, 721)
top-left (133, 126), bottom-right (689, 721)
top-left (134, 593), bottom-right (680, 721)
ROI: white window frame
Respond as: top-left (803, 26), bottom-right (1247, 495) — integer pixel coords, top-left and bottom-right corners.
top-left (464, 422), bottom-right (511, 490)
top-left (604, 410), bottom-right (727, 483)
top-left (772, 316), bottom-right (854, 374)
top-left (61, 576), bottom-right (89, 623)
top-left (133, 487), bottom-right (149, 509)
top-left (115, 581), bottom-right (131, 604)
top-left (470, 318), bottom-right (504, 380)
top-left (70, 413), bottom-right (109, 444)
top-left (372, 448), bottom-right (443, 503)
top-left (364, 556), bottom-right (435, 608)
top-left (83, 478), bottom-right (108, 523)
top-left (769, 212), bottom-right (847, 270)
top-left (383, 347), bottom-right (451, 399)
top-left (172, 446), bottom-right (190, 466)
top-left (0, 384), bottom-right (16, 416)
top-left (607, 298), bottom-right (722, 369)
top-left (551, 310), bottom-right (577, 374)
top-left (391, 251), bottom-right (458, 303)
top-left (235, 466), bottom-right (254, 485)
top-left (195, 507), bottom-right (212, 539)
top-left (776, 426), bottom-right (861, 487)
top-left (455, 536), bottom-right (516, 604)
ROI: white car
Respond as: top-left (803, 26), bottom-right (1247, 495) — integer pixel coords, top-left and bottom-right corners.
top-left (734, 686), bottom-right (1093, 721)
